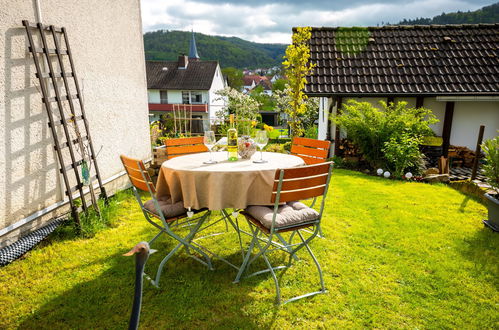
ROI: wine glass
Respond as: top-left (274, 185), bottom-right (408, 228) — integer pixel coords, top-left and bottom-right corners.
top-left (203, 131), bottom-right (217, 164)
top-left (253, 130), bottom-right (268, 163)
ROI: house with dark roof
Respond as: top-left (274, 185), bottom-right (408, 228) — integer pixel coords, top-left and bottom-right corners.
top-left (146, 32), bottom-right (225, 131)
top-left (243, 75), bottom-right (272, 95)
top-left (304, 24), bottom-right (499, 155)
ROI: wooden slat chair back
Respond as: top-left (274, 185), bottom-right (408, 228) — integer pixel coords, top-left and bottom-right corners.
top-left (235, 162), bottom-right (334, 304)
top-left (120, 155), bottom-right (156, 195)
top-left (271, 162), bottom-right (331, 204)
top-left (290, 137), bottom-right (331, 165)
top-left (164, 137), bottom-right (208, 160)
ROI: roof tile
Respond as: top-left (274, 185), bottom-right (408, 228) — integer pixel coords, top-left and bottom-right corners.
top-left (305, 24), bottom-right (499, 95)
top-left (146, 60), bottom-right (218, 90)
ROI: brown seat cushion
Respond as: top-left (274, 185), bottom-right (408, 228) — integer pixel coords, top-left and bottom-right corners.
top-left (143, 196), bottom-right (187, 219)
top-left (245, 201), bottom-right (319, 229)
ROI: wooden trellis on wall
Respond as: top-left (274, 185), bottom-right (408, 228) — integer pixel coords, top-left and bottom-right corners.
top-left (23, 21), bottom-right (108, 227)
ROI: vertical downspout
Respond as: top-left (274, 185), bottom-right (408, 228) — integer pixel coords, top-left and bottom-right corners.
top-left (34, 0), bottom-right (43, 22)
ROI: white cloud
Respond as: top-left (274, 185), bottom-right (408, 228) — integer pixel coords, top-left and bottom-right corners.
top-left (141, 0), bottom-right (492, 43)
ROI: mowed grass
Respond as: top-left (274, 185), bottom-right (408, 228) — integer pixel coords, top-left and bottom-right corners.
top-left (0, 169), bottom-right (497, 329)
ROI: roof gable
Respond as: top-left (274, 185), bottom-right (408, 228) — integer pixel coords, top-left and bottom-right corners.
top-left (243, 75), bottom-right (268, 86)
top-left (306, 24), bottom-right (499, 95)
top-left (146, 60), bottom-right (218, 90)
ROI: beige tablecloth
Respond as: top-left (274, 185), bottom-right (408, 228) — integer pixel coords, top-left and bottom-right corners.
top-left (156, 152), bottom-right (305, 210)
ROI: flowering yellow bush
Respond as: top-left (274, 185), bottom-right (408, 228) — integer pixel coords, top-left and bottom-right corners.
top-left (263, 124), bottom-right (274, 132)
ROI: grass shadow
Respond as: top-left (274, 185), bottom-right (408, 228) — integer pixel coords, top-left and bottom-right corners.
top-left (457, 226), bottom-right (499, 289)
top-left (18, 246), bottom-right (272, 329)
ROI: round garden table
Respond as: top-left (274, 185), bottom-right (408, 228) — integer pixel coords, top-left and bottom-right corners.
top-left (155, 151), bottom-right (305, 210)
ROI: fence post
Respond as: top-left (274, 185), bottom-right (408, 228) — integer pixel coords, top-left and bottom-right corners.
top-left (471, 125), bottom-right (485, 180)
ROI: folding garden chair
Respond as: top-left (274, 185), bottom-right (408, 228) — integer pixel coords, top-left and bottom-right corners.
top-left (164, 136), bottom-right (208, 159)
top-left (234, 162), bottom-right (334, 305)
top-left (120, 155), bottom-right (212, 287)
top-left (291, 137), bottom-right (331, 237)
top-left (290, 137), bottom-right (331, 165)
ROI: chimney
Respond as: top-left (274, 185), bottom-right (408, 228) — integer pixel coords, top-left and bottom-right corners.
top-left (178, 54), bottom-right (188, 69)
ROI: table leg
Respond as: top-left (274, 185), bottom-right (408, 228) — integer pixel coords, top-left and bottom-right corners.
top-left (221, 209), bottom-right (245, 259)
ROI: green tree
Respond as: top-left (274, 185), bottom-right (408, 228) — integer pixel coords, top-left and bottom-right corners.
top-left (397, 3), bottom-right (499, 25)
top-left (271, 78), bottom-right (287, 92)
top-left (282, 27), bottom-right (316, 137)
top-left (250, 85), bottom-right (275, 111)
top-left (273, 88), bottom-right (318, 130)
top-left (222, 67), bottom-right (244, 91)
top-left (215, 87), bottom-right (260, 135)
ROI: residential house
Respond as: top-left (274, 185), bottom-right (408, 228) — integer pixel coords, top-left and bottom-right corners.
top-left (305, 24), bottom-right (499, 155)
top-left (243, 75), bottom-right (272, 95)
top-left (146, 32), bottom-right (225, 132)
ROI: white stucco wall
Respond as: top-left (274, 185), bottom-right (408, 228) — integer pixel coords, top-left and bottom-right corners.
top-left (0, 0), bottom-right (150, 244)
top-left (148, 90), bottom-right (210, 105)
top-left (450, 101), bottom-right (499, 149)
top-left (168, 90), bottom-right (182, 104)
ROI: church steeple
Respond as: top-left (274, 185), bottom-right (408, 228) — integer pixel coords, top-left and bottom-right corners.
top-left (189, 30), bottom-right (200, 61)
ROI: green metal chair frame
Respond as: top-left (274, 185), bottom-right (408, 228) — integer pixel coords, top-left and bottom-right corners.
top-left (120, 155), bottom-right (213, 287)
top-left (234, 162), bottom-right (334, 305)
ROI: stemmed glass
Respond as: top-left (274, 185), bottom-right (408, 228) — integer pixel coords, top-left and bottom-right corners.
top-left (253, 130), bottom-right (268, 163)
top-left (203, 130), bottom-right (217, 164)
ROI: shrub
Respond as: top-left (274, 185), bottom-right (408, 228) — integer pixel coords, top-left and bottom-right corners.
top-left (265, 143), bottom-right (286, 153)
top-left (383, 132), bottom-right (423, 177)
top-left (335, 100), bottom-right (437, 173)
top-left (304, 125), bottom-right (318, 139)
top-left (482, 134), bottom-right (499, 194)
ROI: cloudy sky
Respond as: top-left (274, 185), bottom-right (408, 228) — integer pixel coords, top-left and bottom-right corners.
top-left (141, 0), bottom-right (493, 43)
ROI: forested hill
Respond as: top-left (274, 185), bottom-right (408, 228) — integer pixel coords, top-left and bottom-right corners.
top-left (143, 30), bottom-right (287, 69)
top-left (398, 2), bottom-right (499, 25)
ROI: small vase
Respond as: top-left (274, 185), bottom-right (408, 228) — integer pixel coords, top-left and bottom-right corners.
top-left (238, 136), bottom-right (257, 159)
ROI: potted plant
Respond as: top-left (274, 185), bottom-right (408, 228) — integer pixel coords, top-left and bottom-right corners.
top-left (482, 134), bottom-right (499, 231)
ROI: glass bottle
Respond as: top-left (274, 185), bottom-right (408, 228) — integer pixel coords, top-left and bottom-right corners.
top-left (227, 114), bottom-right (238, 161)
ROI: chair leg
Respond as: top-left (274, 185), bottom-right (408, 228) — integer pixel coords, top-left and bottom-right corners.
top-left (148, 229), bottom-right (164, 245)
top-left (275, 233), bottom-right (299, 261)
top-left (318, 225), bottom-right (325, 238)
top-left (153, 213), bottom-right (213, 287)
top-left (152, 240), bottom-right (183, 288)
top-left (222, 209), bottom-right (245, 259)
top-left (254, 235), bottom-right (281, 304)
top-left (297, 230), bottom-right (325, 292)
top-left (176, 213), bottom-right (213, 267)
top-left (233, 231), bottom-right (257, 283)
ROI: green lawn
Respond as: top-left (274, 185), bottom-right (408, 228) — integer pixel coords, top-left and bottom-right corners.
top-left (0, 170), bottom-right (497, 329)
